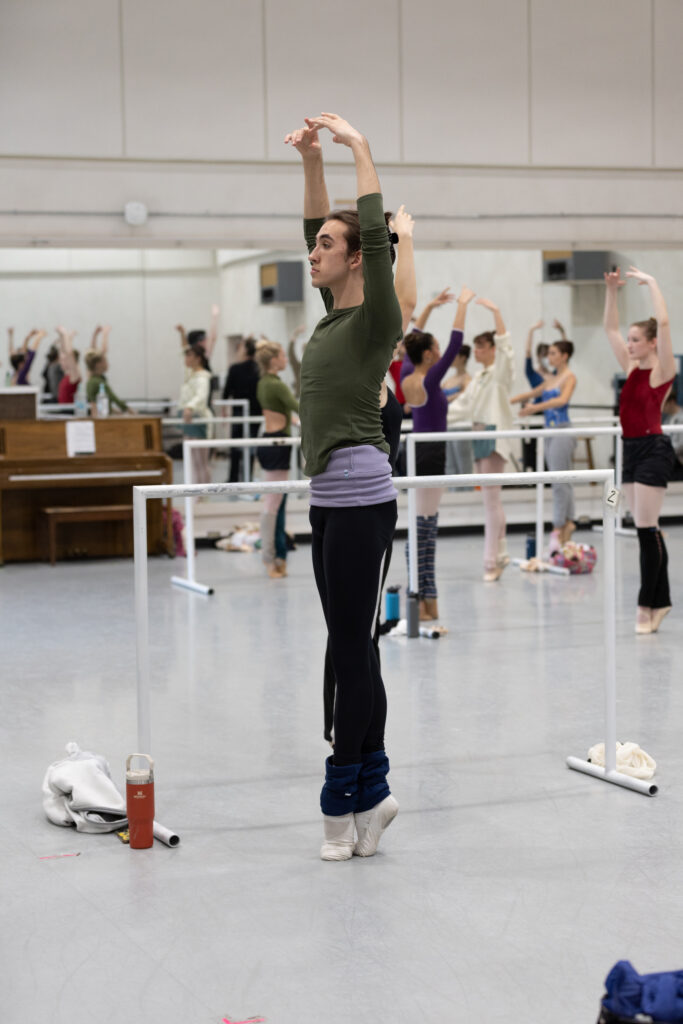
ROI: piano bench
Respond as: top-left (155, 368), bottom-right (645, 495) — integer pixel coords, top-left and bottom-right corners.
top-left (41, 504), bottom-right (134, 566)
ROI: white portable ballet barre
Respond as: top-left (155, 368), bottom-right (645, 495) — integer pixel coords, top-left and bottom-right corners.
top-left (406, 426), bottom-right (626, 593)
top-left (213, 399), bottom-right (250, 415)
top-left (133, 466), bottom-right (650, 796)
top-left (215, 399), bottom-right (250, 474)
top-left (171, 435), bottom-right (303, 595)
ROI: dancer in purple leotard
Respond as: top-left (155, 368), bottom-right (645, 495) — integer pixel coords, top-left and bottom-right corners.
top-left (401, 286), bottom-right (475, 621)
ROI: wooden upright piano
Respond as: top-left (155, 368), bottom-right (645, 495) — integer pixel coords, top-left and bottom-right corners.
top-left (0, 417), bottom-right (173, 564)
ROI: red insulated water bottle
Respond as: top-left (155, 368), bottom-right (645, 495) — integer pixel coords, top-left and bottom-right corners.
top-left (126, 753), bottom-right (155, 849)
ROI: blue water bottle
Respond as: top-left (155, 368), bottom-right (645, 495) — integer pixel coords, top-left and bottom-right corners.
top-left (385, 585), bottom-right (400, 621)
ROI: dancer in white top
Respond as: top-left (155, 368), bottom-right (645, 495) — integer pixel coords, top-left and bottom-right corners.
top-left (447, 298), bottom-right (515, 581)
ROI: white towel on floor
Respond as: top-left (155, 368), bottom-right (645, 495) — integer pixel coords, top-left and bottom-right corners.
top-left (587, 741), bottom-right (656, 780)
top-left (42, 742), bottom-right (127, 833)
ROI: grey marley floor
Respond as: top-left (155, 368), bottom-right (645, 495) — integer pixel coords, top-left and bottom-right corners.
top-left (2, 526), bottom-right (683, 1024)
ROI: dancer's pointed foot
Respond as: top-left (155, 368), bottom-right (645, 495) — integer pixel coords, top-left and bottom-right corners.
top-left (650, 606), bottom-right (671, 633)
top-left (354, 796), bottom-right (398, 857)
top-left (635, 607), bottom-right (653, 634)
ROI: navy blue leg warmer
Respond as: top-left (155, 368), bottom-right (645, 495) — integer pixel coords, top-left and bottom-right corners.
top-left (320, 757), bottom-right (361, 816)
top-left (356, 750), bottom-right (391, 813)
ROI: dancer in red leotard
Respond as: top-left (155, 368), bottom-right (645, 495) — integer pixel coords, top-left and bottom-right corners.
top-left (603, 266), bottom-right (676, 634)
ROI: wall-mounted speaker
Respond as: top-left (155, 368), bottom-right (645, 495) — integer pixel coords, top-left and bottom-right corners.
top-left (260, 261), bottom-right (304, 304)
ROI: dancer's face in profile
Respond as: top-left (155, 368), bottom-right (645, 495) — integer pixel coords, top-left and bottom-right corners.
top-left (626, 324), bottom-right (656, 362)
top-left (547, 344), bottom-right (567, 370)
top-left (473, 337), bottom-right (495, 366)
top-left (270, 346), bottom-right (287, 373)
top-left (424, 339), bottom-right (440, 365)
top-left (309, 220), bottom-right (360, 289)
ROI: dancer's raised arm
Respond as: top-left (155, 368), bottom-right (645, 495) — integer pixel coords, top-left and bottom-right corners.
top-left (284, 121), bottom-right (329, 219)
top-left (305, 112), bottom-right (378, 198)
top-left (602, 268), bottom-right (629, 372)
top-left (414, 288), bottom-right (454, 332)
top-left (525, 320), bottom-right (543, 360)
top-left (390, 205), bottom-right (417, 333)
top-left (475, 296), bottom-right (506, 337)
top-left (625, 266), bottom-right (676, 384)
top-left (204, 304), bottom-right (220, 359)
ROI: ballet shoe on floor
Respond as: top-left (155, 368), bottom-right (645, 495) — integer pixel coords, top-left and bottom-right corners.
top-left (266, 562), bottom-right (285, 578)
top-left (320, 813), bottom-right (356, 861)
top-left (354, 796), bottom-right (399, 858)
top-left (650, 606), bottom-right (672, 633)
top-left (274, 558), bottom-right (288, 577)
top-left (635, 608), bottom-right (653, 635)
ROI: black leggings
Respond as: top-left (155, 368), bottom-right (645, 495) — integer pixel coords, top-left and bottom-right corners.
top-left (310, 500), bottom-right (397, 766)
top-left (322, 537), bottom-right (394, 744)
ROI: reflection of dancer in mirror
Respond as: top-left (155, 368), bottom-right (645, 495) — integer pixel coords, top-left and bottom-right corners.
top-left (285, 112), bottom-right (403, 861)
top-left (85, 326), bottom-right (129, 416)
top-left (177, 342), bottom-right (213, 484)
top-left (9, 327), bottom-right (47, 386)
top-left (255, 340), bottom-right (299, 579)
top-left (447, 298), bottom-right (516, 581)
top-left (55, 327), bottom-right (81, 404)
top-left (402, 286), bottom-right (474, 620)
top-left (512, 339), bottom-right (578, 550)
top-left (603, 266), bottom-right (676, 634)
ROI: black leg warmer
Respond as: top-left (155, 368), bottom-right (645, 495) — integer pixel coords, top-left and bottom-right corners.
top-left (637, 527), bottom-right (671, 609)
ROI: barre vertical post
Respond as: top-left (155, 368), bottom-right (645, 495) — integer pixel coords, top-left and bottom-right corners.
top-left (184, 439), bottom-right (195, 584)
top-left (406, 433), bottom-right (419, 637)
top-left (170, 440), bottom-right (213, 595)
top-left (615, 433), bottom-right (623, 533)
top-left (603, 476), bottom-right (617, 774)
top-left (133, 487), bottom-right (152, 755)
top-left (535, 435), bottom-right (545, 558)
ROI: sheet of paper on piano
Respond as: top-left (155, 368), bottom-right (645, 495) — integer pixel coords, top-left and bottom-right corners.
top-left (65, 420), bottom-right (96, 457)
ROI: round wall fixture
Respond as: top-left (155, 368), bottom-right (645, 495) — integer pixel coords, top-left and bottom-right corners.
top-left (124, 201), bottom-right (148, 226)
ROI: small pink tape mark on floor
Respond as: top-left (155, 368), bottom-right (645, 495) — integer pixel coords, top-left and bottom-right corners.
top-left (222, 1017), bottom-right (266, 1023)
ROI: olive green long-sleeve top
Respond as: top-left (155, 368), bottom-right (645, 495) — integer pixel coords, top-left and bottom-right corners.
top-left (299, 193), bottom-right (402, 478)
top-left (86, 373), bottom-right (128, 412)
top-left (256, 374), bottom-right (298, 434)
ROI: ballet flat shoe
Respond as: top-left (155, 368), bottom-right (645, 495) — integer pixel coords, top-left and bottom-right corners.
top-left (320, 813), bottom-right (356, 861)
top-left (354, 796), bottom-right (399, 858)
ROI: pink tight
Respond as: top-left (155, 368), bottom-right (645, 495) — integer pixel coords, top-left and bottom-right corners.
top-left (416, 487), bottom-right (444, 517)
top-left (262, 470), bottom-right (288, 514)
top-left (476, 453), bottom-right (506, 569)
top-left (621, 482), bottom-right (665, 528)
top-left (191, 448), bottom-right (211, 486)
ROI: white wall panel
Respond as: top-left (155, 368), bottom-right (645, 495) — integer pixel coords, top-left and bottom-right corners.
top-left (401, 0), bottom-right (529, 165)
top-left (654, 0), bottom-right (683, 166)
top-left (265, 0), bottom-right (401, 163)
top-left (122, 0), bottom-right (265, 160)
top-left (0, 0), bottom-right (122, 157)
top-left (530, 0), bottom-right (652, 167)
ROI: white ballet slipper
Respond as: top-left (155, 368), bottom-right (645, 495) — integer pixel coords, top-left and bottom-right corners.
top-left (353, 796), bottom-right (399, 858)
top-left (320, 813), bottom-right (356, 861)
